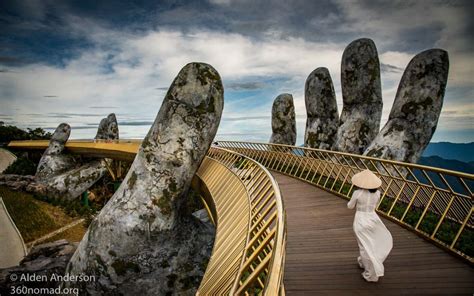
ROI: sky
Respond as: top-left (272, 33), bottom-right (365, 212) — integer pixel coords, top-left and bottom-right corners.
top-left (0, 0), bottom-right (473, 144)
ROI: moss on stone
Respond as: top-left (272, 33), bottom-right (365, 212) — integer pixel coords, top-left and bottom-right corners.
top-left (366, 146), bottom-right (384, 158)
top-left (401, 97), bottom-right (433, 115)
top-left (166, 274), bottom-right (178, 288)
top-left (111, 259), bottom-right (140, 276)
top-left (127, 171), bottom-right (137, 189)
top-left (196, 64), bottom-right (220, 87)
top-left (169, 178), bottom-right (178, 193)
top-left (196, 95), bottom-right (215, 114)
top-left (179, 275), bottom-right (200, 290)
top-left (158, 260), bottom-right (170, 268)
top-left (153, 189), bottom-right (172, 217)
top-left (385, 122), bottom-right (404, 135)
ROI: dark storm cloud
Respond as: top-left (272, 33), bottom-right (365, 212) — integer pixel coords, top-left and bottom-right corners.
top-left (337, 0), bottom-right (474, 52)
top-left (0, 56), bottom-right (30, 66)
top-left (1, 0), bottom-right (472, 67)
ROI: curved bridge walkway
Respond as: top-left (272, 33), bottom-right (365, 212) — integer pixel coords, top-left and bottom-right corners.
top-left (274, 172), bottom-right (474, 295)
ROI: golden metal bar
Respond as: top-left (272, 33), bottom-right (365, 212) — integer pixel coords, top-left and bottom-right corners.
top-left (415, 191), bottom-right (438, 230)
top-left (431, 195), bottom-right (456, 238)
top-left (377, 179), bottom-right (393, 209)
top-left (241, 229), bottom-right (276, 273)
top-left (401, 186), bottom-right (421, 222)
top-left (459, 178), bottom-right (473, 196)
top-left (450, 208), bottom-right (473, 248)
top-left (388, 183), bottom-right (407, 216)
top-left (236, 253), bottom-right (272, 294)
top-left (438, 173), bottom-right (455, 194)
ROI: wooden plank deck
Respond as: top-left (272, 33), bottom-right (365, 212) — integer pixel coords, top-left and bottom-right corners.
top-left (273, 172), bottom-right (474, 295)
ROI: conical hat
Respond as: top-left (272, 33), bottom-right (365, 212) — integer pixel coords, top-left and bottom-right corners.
top-left (351, 169), bottom-right (382, 189)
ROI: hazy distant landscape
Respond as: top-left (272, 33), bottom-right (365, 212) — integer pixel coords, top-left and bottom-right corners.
top-left (420, 142), bottom-right (474, 174)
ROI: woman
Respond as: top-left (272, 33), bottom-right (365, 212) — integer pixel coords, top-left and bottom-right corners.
top-left (347, 169), bottom-right (393, 282)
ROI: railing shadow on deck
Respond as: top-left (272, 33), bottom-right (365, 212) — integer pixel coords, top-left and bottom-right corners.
top-left (216, 141), bottom-right (473, 264)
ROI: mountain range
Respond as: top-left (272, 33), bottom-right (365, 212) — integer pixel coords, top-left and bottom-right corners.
top-left (422, 142), bottom-right (474, 163)
top-left (419, 142), bottom-right (473, 175)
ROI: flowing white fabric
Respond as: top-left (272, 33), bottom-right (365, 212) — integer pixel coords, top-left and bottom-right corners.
top-left (348, 189), bottom-right (393, 282)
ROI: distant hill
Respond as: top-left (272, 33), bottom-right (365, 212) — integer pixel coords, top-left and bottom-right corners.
top-left (422, 142), bottom-right (474, 163)
top-left (418, 156), bottom-right (474, 174)
top-left (416, 156), bottom-right (473, 194)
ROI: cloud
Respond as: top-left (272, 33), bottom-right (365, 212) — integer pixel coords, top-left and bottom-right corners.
top-left (208, 0), bottom-right (232, 5)
top-left (1, 1), bottom-right (472, 143)
top-left (118, 121), bottom-right (154, 126)
top-left (227, 81), bottom-right (266, 91)
top-left (89, 106), bottom-right (118, 109)
top-left (380, 63), bottom-right (404, 74)
top-left (223, 116), bottom-right (270, 121)
top-left (48, 113), bottom-right (104, 117)
top-left (0, 56), bottom-right (30, 67)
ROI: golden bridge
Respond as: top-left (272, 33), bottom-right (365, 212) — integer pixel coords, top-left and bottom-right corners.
top-left (8, 140), bottom-right (474, 295)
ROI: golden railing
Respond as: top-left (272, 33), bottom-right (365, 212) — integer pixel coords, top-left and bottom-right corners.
top-left (196, 147), bottom-right (286, 295)
top-left (216, 141), bottom-right (474, 263)
top-left (7, 140), bottom-right (287, 294)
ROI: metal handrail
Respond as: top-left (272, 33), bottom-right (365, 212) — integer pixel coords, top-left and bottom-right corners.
top-left (7, 140), bottom-right (287, 294)
top-left (199, 147), bottom-right (286, 295)
top-left (216, 141), bottom-right (473, 263)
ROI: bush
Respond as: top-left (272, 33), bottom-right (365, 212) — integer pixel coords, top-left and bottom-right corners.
top-left (4, 157), bottom-right (37, 175)
top-left (0, 125), bottom-right (51, 143)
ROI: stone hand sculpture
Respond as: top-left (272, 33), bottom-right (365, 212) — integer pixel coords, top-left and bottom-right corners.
top-left (363, 49), bottom-right (449, 163)
top-left (304, 67), bottom-right (339, 150)
top-left (95, 113), bottom-right (119, 140)
top-left (35, 113), bottom-right (119, 200)
top-left (0, 114), bottom-right (119, 200)
top-left (66, 63), bottom-right (223, 295)
top-left (334, 38), bottom-right (383, 154)
top-left (304, 38), bottom-right (448, 165)
top-left (270, 93), bottom-right (297, 146)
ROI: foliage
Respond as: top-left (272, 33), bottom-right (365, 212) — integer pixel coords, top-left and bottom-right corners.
top-left (4, 157), bottom-right (37, 175)
top-left (0, 125), bottom-right (52, 143)
top-left (33, 193), bottom-right (98, 226)
top-left (0, 186), bottom-right (75, 242)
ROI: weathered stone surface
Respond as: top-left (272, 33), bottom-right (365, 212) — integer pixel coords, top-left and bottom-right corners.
top-left (364, 49), bottom-right (449, 163)
top-left (0, 174), bottom-right (47, 195)
top-left (0, 240), bottom-right (77, 294)
top-left (66, 63), bottom-right (222, 295)
top-left (269, 93), bottom-right (296, 146)
top-left (95, 113), bottom-right (119, 140)
top-left (304, 67), bottom-right (339, 150)
top-left (334, 38), bottom-right (383, 154)
top-left (36, 123), bottom-right (76, 179)
top-left (33, 114), bottom-right (119, 201)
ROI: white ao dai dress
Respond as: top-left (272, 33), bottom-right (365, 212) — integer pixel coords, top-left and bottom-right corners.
top-left (347, 189), bottom-right (393, 282)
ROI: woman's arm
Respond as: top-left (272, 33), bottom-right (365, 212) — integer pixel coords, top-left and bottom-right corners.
top-left (347, 190), bottom-right (359, 209)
